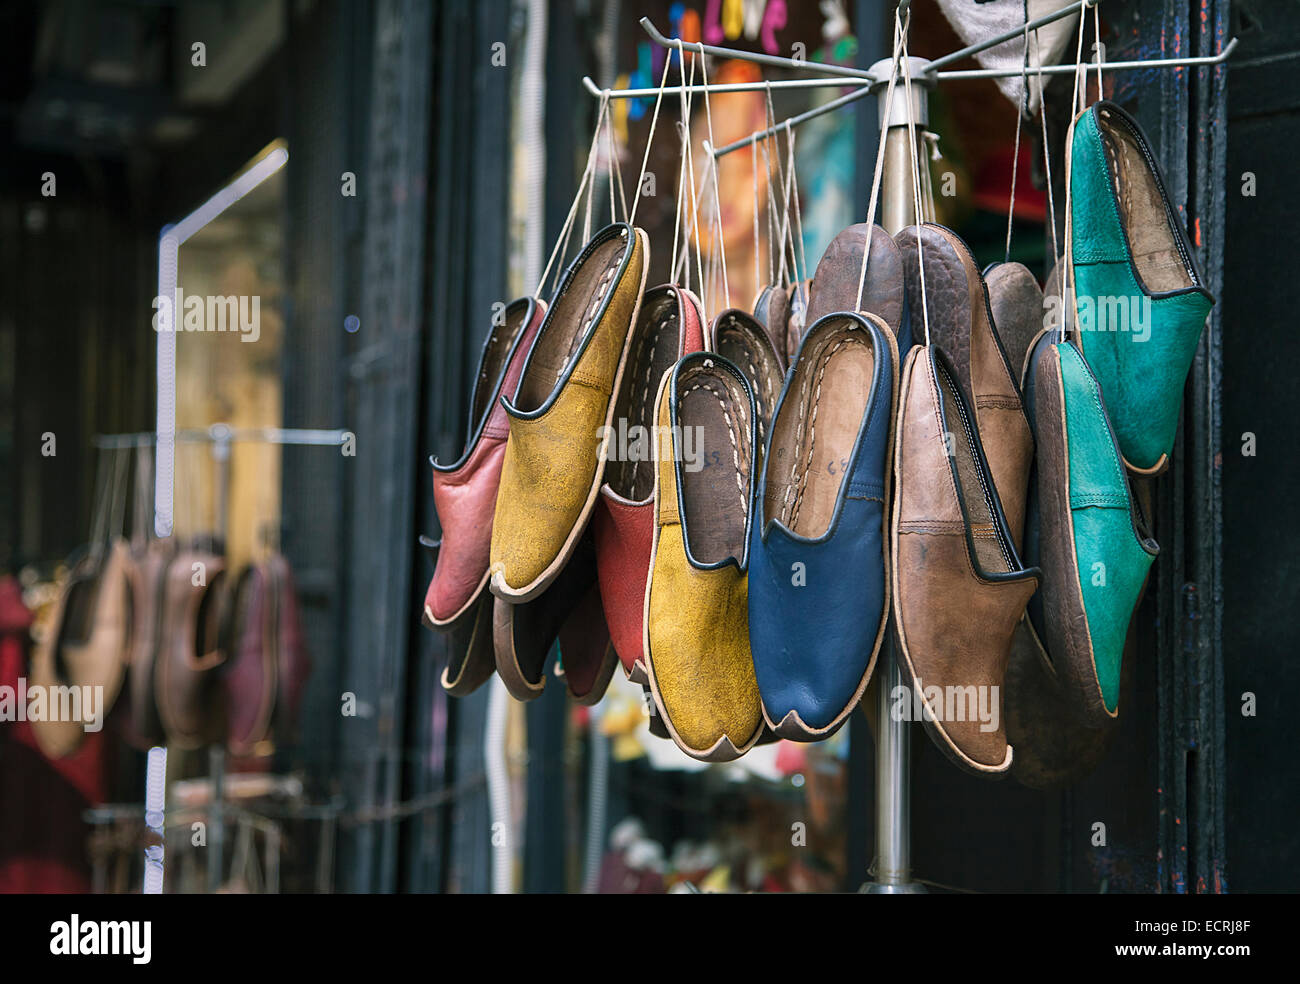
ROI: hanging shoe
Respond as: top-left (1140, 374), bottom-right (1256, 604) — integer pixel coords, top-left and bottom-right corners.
top-left (490, 222), bottom-right (649, 602)
top-left (706, 308), bottom-right (784, 476)
top-left (155, 547), bottom-right (229, 749)
top-left (897, 223), bottom-right (1033, 551)
top-left (592, 285), bottom-right (704, 683)
top-left (1066, 100), bottom-right (1214, 475)
top-left (747, 312), bottom-right (898, 740)
top-left (1021, 329), bottom-right (1158, 726)
top-left (493, 530), bottom-right (615, 703)
top-left (29, 539), bottom-right (133, 758)
top-left (751, 283), bottom-right (791, 370)
top-left (643, 352), bottom-right (763, 762)
top-left (807, 224), bottom-right (908, 349)
top-left (424, 296), bottom-right (546, 629)
top-left (983, 260), bottom-right (1046, 387)
top-left (891, 345), bottom-right (1039, 776)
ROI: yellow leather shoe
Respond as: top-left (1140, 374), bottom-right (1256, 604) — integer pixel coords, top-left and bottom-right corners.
top-left (643, 352), bottom-right (763, 762)
top-left (490, 222), bottom-right (649, 602)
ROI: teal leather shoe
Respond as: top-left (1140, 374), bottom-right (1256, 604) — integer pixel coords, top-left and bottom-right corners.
top-left (1066, 101), bottom-right (1214, 475)
top-left (1022, 331), bottom-right (1159, 726)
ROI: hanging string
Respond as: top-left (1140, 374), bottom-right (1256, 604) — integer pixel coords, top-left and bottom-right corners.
top-left (605, 101), bottom-right (627, 223)
top-left (1004, 24), bottom-right (1032, 265)
top-left (1063, 6), bottom-right (1093, 343)
top-left (696, 43), bottom-right (730, 311)
top-left (1093, 0), bottom-right (1104, 97)
top-left (629, 47), bottom-right (674, 228)
top-left (750, 139), bottom-right (762, 294)
top-left (775, 125), bottom-right (797, 287)
top-left (900, 10), bottom-right (933, 347)
top-left (536, 93), bottom-right (609, 298)
top-left (787, 124), bottom-right (810, 289)
top-left (761, 83), bottom-right (780, 286)
top-left (670, 44), bottom-right (699, 292)
top-left (1033, 30), bottom-right (1060, 278)
top-left (853, 13), bottom-right (905, 313)
top-left (676, 40), bottom-right (708, 310)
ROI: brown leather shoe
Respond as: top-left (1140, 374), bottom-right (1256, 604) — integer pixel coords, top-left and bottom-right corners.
top-left (493, 531), bottom-right (616, 703)
top-left (897, 224), bottom-right (1033, 551)
top-left (155, 548), bottom-right (228, 749)
top-left (806, 224), bottom-right (906, 341)
top-left (983, 261), bottom-right (1045, 391)
top-left (707, 308), bottom-right (784, 475)
top-left (124, 539), bottom-right (173, 749)
top-left (891, 345), bottom-right (1039, 776)
top-left (1004, 618), bottom-right (1116, 789)
top-left (751, 284), bottom-right (790, 369)
top-left (29, 539), bottom-right (133, 758)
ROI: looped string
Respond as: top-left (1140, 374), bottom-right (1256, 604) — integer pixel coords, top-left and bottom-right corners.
top-left (853, 17), bottom-right (904, 313)
top-left (1004, 23), bottom-right (1032, 265)
top-left (696, 45), bottom-right (729, 311)
top-left (536, 92), bottom-right (611, 297)
top-left (1063, 4), bottom-right (1097, 343)
top-left (899, 11), bottom-right (933, 347)
top-left (630, 46), bottom-right (675, 228)
top-left (750, 139), bottom-right (762, 293)
top-left (786, 123), bottom-right (810, 290)
top-left (775, 125), bottom-right (797, 287)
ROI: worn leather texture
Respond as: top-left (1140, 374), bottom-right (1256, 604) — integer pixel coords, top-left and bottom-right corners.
top-left (748, 312), bottom-right (898, 738)
top-left (1023, 335), bottom-right (1157, 724)
top-left (491, 223), bottom-right (648, 598)
top-left (494, 530), bottom-right (613, 702)
top-left (29, 539), bottom-right (133, 758)
top-left (1068, 101), bottom-right (1214, 473)
top-left (155, 549), bottom-right (228, 749)
top-left (891, 346), bottom-right (1039, 775)
top-left (644, 353), bottom-right (763, 761)
top-left (1005, 617), bottom-right (1117, 789)
top-left (897, 224), bottom-right (1034, 553)
top-left (222, 563), bottom-right (274, 754)
top-left (807, 224), bottom-right (907, 345)
top-left (593, 286), bottom-right (704, 680)
top-left (125, 540), bottom-right (173, 749)
top-left (707, 308), bottom-right (785, 476)
top-left (984, 260), bottom-right (1045, 387)
top-left (751, 284), bottom-right (790, 368)
top-left (425, 296), bottom-right (546, 624)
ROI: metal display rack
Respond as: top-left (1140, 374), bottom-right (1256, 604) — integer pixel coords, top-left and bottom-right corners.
top-left (577, 0), bottom-right (1234, 892)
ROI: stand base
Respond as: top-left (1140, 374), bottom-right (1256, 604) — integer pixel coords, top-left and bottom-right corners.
top-left (860, 880), bottom-right (928, 894)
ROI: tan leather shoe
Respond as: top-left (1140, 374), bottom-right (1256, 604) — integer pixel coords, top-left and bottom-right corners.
top-left (29, 539), bottom-right (132, 758)
top-left (155, 548), bottom-right (228, 749)
top-left (643, 352), bottom-right (763, 762)
top-left (490, 222), bottom-right (649, 602)
top-left (706, 308), bottom-right (784, 476)
top-left (897, 224), bottom-right (1033, 551)
top-left (891, 345), bottom-right (1039, 776)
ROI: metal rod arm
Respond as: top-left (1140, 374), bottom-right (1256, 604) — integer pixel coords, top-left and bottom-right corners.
top-left (582, 74), bottom-right (871, 99)
top-left (639, 16), bottom-right (877, 82)
top-left (925, 0), bottom-right (1099, 73)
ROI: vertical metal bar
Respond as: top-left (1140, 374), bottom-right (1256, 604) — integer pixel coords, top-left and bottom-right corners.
top-left (207, 745), bottom-right (225, 893)
top-left (864, 60), bottom-right (930, 895)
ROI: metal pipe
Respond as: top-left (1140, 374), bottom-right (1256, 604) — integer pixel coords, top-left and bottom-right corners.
top-left (925, 0), bottom-right (1099, 73)
top-left (934, 38), bottom-right (1238, 81)
top-left (864, 63), bottom-right (930, 896)
top-left (639, 16), bottom-right (877, 82)
top-left (583, 74), bottom-right (874, 99)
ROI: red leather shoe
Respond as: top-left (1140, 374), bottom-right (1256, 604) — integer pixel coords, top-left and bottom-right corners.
top-left (592, 285), bottom-right (704, 683)
top-left (423, 297), bottom-right (546, 628)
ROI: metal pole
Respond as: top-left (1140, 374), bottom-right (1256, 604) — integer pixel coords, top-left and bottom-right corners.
top-left (863, 55), bottom-right (930, 895)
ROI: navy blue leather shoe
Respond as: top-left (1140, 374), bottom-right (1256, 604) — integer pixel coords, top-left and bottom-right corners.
top-left (747, 311), bottom-right (899, 740)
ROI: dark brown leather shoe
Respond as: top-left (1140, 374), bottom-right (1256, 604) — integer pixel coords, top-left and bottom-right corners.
top-left (897, 223), bottom-right (1033, 551)
top-left (155, 548), bottom-right (228, 749)
top-left (806, 224), bottom-right (906, 343)
top-left (1004, 618), bottom-right (1116, 789)
top-left (707, 308), bottom-right (784, 474)
top-left (983, 260), bottom-right (1045, 391)
top-left (751, 284), bottom-right (790, 369)
top-left (493, 531), bottom-right (616, 703)
top-left (891, 345), bottom-right (1040, 776)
